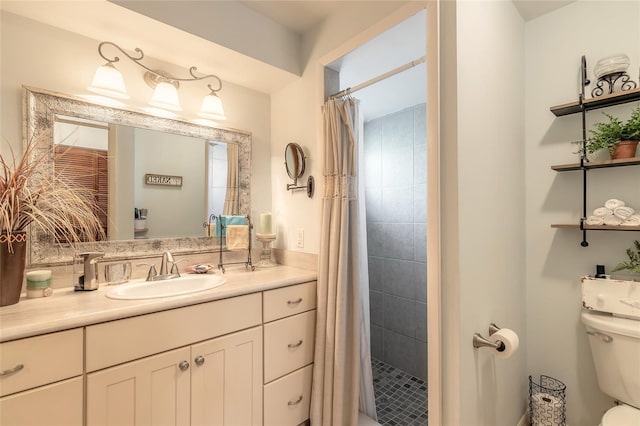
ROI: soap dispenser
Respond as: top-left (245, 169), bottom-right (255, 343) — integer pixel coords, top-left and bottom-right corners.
top-left (74, 252), bottom-right (104, 291)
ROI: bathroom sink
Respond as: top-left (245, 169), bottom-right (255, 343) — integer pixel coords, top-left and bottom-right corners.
top-left (105, 273), bottom-right (227, 300)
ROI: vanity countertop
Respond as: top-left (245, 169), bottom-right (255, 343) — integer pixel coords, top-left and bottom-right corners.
top-left (0, 265), bottom-right (317, 343)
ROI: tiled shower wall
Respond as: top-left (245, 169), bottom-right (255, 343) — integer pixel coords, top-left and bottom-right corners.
top-left (364, 103), bottom-right (427, 381)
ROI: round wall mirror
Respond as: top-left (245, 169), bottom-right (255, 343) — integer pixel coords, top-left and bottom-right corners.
top-left (285, 143), bottom-right (306, 180)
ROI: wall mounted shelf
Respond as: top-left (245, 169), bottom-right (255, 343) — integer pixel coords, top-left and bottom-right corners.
top-left (550, 55), bottom-right (640, 246)
top-left (550, 87), bottom-right (640, 117)
top-left (551, 156), bottom-right (640, 171)
top-left (551, 224), bottom-right (640, 231)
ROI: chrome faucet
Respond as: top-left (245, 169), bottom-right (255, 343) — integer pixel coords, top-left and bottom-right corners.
top-left (137, 250), bottom-right (182, 281)
top-left (160, 250), bottom-right (176, 275)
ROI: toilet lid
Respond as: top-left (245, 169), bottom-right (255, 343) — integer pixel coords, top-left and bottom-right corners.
top-left (602, 405), bottom-right (640, 426)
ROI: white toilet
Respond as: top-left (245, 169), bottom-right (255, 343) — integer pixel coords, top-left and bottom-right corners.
top-left (581, 310), bottom-right (640, 425)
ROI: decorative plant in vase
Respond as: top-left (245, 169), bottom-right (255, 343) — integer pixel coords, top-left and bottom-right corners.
top-left (611, 240), bottom-right (640, 277)
top-left (0, 134), bottom-right (105, 306)
top-left (575, 104), bottom-right (640, 160)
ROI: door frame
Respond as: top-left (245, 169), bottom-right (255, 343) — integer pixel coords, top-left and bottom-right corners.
top-left (316, 2), bottom-right (442, 424)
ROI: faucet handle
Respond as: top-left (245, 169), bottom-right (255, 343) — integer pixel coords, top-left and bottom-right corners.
top-left (169, 259), bottom-right (187, 276)
top-left (136, 263), bottom-right (158, 281)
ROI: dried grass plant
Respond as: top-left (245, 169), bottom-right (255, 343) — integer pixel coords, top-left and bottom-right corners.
top-left (0, 134), bottom-right (105, 252)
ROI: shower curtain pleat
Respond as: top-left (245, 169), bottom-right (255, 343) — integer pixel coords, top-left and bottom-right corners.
top-left (311, 97), bottom-right (377, 426)
top-left (223, 143), bottom-right (239, 215)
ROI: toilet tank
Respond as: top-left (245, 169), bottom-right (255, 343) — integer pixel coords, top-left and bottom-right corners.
top-left (581, 311), bottom-right (640, 408)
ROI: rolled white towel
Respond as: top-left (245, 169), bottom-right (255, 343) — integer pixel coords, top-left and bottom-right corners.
top-left (622, 214), bottom-right (640, 227)
top-left (614, 206), bottom-right (635, 220)
top-left (604, 199), bottom-right (625, 210)
top-left (585, 216), bottom-right (605, 226)
top-left (593, 207), bottom-right (613, 217)
top-left (604, 215), bottom-right (623, 226)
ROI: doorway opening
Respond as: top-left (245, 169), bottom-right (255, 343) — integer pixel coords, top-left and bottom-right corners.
top-left (325, 8), bottom-right (428, 425)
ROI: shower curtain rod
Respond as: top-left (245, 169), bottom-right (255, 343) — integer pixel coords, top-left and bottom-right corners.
top-left (329, 55), bottom-right (426, 99)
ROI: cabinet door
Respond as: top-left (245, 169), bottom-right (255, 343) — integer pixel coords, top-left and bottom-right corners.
top-left (191, 326), bottom-right (263, 426)
top-left (87, 346), bottom-right (191, 426)
top-left (0, 377), bottom-right (83, 426)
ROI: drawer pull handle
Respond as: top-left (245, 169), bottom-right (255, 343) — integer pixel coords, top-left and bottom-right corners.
top-left (195, 356), bottom-right (205, 366)
top-left (179, 360), bottom-right (190, 371)
top-left (288, 340), bottom-right (303, 349)
top-left (0, 364), bottom-right (24, 377)
top-left (288, 395), bottom-right (303, 406)
top-left (287, 298), bottom-right (303, 305)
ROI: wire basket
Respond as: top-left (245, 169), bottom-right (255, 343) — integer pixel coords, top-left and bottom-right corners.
top-left (529, 375), bottom-right (566, 426)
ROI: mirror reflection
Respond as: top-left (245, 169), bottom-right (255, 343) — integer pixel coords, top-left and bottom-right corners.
top-left (25, 87), bottom-right (251, 265)
top-left (53, 116), bottom-right (239, 241)
top-left (285, 142), bottom-right (305, 180)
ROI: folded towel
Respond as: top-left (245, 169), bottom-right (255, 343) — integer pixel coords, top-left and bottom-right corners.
top-left (622, 214), bottom-right (640, 227)
top-left (614, 206), bottom-right (635, 220)
top-left (593, 207), bottom-right (613, 217)
top-left (226, 225), bottom-right (249, 250)
top-left (585, 216), bottom-right (605, 226)
top-left (604, 199), bottom-right (625, 210)
top-left (214, 215), bottom-right (247, 236)
top-left (603, 215), bottom-right (623, 226)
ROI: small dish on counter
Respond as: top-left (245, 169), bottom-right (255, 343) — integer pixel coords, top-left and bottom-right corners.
top-left (187, 264), bottom-right (215, 274)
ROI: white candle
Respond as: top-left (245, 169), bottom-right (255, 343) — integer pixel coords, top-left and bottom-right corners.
top-left (260, 212), bottom-right (272, 234)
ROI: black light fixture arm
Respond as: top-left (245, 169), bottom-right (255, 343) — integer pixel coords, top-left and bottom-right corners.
top-left (97, 41), bottom-right (222, 92)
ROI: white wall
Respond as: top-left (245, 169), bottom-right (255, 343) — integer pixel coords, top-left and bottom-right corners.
top-left (133, 129), bottom-right (205, 239)
top-left (525, 1), bottom-right (640, 423)
top-left (445, 1), bottom-right (527, 424)
top-left (0, 11), bottom-right (272, 224)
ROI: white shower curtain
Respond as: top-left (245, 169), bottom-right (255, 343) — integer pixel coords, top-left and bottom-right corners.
top-left (311, 97), bottom-right (376, 425)
top-left (222, 143), bottom-right (238, 215)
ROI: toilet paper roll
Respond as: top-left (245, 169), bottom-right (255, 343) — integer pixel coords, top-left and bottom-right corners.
top-left (488, 328), bottom-right (519, 359)
top-left (531, 392), bottom-right (563, 426)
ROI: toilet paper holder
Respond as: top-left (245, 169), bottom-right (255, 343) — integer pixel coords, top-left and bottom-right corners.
top-left (473, 323), bottom-right (506, 352)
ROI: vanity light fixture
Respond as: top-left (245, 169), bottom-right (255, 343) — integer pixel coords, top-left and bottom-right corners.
top-left (88, 62), bottom-right (129, 99)
top-left (88, 41), bottom-right (226, 119)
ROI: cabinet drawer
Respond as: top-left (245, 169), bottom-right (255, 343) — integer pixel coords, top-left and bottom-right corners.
top-left (86, 292), bottom-right (262, 372)
top-left (264, 364), bottom-right (313, 426)
top-left (0, 328), bottom-right (83, 397)
top-left (264, 310), bottom-right (315, 383)
top-left (0, 376), bottom-right (83, 426)
top-left (263, 281), bottom-right (316, 322)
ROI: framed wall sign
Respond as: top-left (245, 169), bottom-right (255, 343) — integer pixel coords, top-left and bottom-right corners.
top-left (144, 173), bottom-right (183, 187)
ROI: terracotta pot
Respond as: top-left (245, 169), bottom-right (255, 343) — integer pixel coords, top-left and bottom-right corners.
top-left (611, 140), bottom-right (639, 160)
top-left (0, 232), bottom-right (28, 307)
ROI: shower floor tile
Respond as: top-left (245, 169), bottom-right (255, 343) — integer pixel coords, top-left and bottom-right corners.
top-left (372, 358), bottom-right (428, 426)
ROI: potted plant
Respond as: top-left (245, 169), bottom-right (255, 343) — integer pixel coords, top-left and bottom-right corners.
top-left (0, 135), bottom-right (105, 306)
top-left (611, 240), bottom-right (640, 278)
top-left (576, 104), bottom-right (640, 159)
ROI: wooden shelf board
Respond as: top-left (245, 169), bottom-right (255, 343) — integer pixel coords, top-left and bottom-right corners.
top-left (551, 156), bottom-right (640, 171)
top-left (550, 87), bottom-right (640, 117)
top-left (551, 224), bottom-right (640, 231)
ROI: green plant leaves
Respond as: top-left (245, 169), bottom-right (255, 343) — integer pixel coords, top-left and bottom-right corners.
top-left (612, 239), bottom-right (640, 273)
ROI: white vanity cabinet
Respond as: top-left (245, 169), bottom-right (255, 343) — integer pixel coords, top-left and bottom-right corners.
top-left (262, 281), bottom-right (317, 426)
top-left (87, 327), bottom-right (263, 426)
top-left (0, 329), bottom-right (84, 426)
top-left (0, 273), bottom-right (319, 426)
top-left (85, 293), bottom-right (263, 426)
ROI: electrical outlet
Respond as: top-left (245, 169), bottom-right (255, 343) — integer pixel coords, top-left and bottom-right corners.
top-left (296, 228), bottom-right (304, 248)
